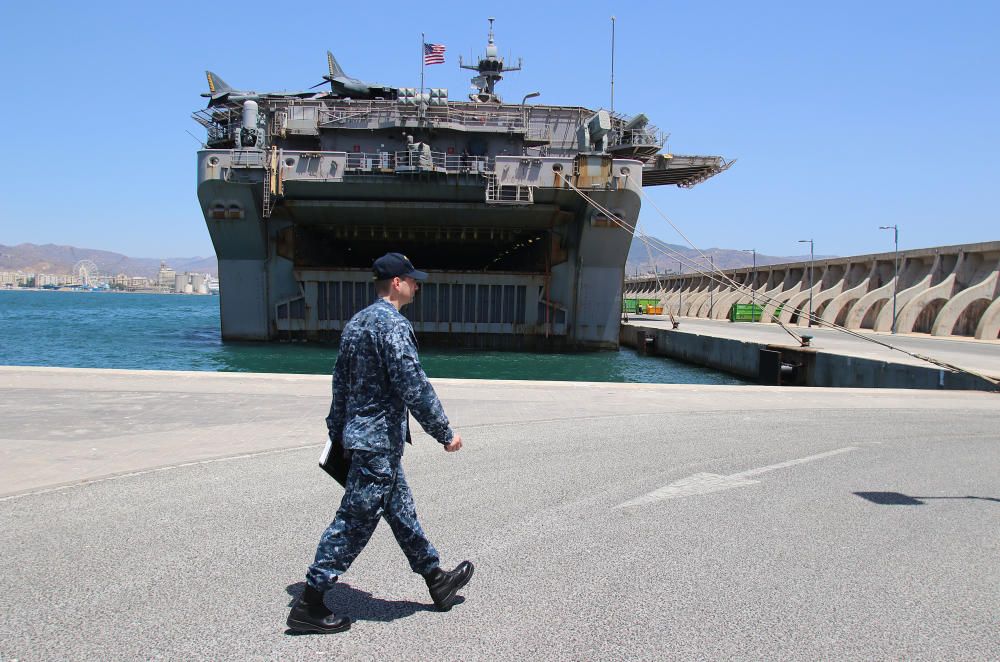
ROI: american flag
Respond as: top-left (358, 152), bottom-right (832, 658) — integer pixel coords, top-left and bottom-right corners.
top-left (423, 43), bottom-right (445, 65)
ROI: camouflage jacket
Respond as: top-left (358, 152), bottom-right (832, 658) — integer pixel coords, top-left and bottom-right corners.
top-left (326, 298), bottom-right (454, 455)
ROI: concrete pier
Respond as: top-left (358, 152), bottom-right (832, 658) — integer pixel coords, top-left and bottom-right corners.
top-left (622, 317), bottom-right (1000, 390)
top-left (625, 241), bottom-right (1000, 340)
top-left (1, 367), bottom-right (998, 659)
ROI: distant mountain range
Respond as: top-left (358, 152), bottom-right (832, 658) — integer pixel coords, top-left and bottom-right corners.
top-left (0, 244), bottom-right (218, 279)
top-left (0, 240), bottom-right (828, 280)
top-left (625, 236), bottom-right (831, 275)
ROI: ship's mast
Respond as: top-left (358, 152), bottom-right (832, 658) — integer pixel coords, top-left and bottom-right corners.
top-left (459, 17), bottom-right (522, 103)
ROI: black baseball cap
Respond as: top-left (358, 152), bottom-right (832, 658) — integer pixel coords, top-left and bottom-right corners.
top-left (372, 252), bottom-right (428, 281)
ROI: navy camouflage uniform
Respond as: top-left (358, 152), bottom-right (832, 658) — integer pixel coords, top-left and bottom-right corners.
top-left (307, 298), bottom-right (454, 591)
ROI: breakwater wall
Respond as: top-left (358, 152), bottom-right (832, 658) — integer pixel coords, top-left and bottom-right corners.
top-left (620, 324), bottom-right (997, 391)
top-left (624, 241), bottom-right (1000, 340)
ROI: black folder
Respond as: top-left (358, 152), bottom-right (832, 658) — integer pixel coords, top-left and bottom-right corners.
top-left (318, 439), bottom-right (351, 487)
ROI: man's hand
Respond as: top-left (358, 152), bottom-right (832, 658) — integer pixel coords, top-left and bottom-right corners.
top-left (444, 434), bottom-right (463, 452)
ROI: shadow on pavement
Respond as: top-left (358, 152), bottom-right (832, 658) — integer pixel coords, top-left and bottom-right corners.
top-left (285, 581), bottom-right (458, 628)
top-left (854, 491), bottom-right (999, 505)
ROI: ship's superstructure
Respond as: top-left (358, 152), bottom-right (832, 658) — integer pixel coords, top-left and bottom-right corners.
top-left (194, 20), bottom-right (730, 349)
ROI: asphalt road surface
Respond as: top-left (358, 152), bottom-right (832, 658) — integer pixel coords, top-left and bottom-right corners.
top-left (1, 368), bottom-right (998, 660)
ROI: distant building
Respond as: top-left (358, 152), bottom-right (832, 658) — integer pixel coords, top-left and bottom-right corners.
top-left (171, 272), bottom-right (212, 294)
top-left (157, 262), bottom-right (176, 291)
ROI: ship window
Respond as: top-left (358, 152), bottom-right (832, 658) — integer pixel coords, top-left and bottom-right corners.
top-left (289, 298), bottom-right (305, 319)
top-left (464, 285), bottom-right (476, 323)
top-left (551, 163), bottom-right (563, 173)
top-left (477, 285), bottom-right (490, 323)
top-left (317, 282), bottom-right (328, 320)
top-left (226, 205), bottom-right (243, 219)
top-left (515, 286), bottom-right (526, 324)
top-left (211, 204), bottom-right (226, 220)
top-left (278, 303), bottom-right (288, 319)
top-left (502, 285), bottom-right (515, 323)
top-left (340, 282), bottom-right (353, 320)
top-left (490, 285), bottom-right (502, 323)
top-left (451, 284), bottom-right (463, 322)
top-left (329, 281), bottom-right (341, 321)
top-left (423, 283), bottom-right (437, 323)
top-left (438, 284), bottom-right (450, 324)
top-left (411, 288), bottom-right (423, 323)
top-left (354, 283), bottom-right (368, 315)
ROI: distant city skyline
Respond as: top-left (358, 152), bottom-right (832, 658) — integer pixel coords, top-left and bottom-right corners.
top-left (1, 2), bottom-right (997, 258)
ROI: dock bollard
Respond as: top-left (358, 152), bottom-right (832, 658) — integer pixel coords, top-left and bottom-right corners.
top-left (636, 330), bottom-right (656, 355)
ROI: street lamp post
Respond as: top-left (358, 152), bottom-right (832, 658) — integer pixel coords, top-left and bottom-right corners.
top-left (798, 239), bottom-right (814, 326)
top-left (709, 255), bottom-right (714, 318)
top-left (743, 248), bottom-right (756, 320)
top-left (678, 260), bottom-right (683, 317)
top-left (879, 225), bottom-right (899, 334)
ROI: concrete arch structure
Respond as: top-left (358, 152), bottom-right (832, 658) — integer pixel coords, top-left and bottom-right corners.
top-left (821, 261), bottom-right (874, 325)
top-left (623, 241), bottom-right (1000, 339)
top-left (975, 297), bottom-right (1000, 339)
top-left (931, 254), bottom-right (1000, 336)
top-left (892, 254), bottom-right (959, 334)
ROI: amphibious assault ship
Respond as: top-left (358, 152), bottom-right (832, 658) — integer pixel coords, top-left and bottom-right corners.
top-left (194, 20), bottom-right (729, 349)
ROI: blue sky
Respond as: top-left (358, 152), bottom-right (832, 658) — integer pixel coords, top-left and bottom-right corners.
top-left (1, 0), bottom-right (997, 259)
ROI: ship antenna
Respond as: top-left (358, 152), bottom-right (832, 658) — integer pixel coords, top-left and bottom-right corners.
top-left (459, 17), bottom-right (522, 103)
top-left (610, 16), bottom-right (616, 114)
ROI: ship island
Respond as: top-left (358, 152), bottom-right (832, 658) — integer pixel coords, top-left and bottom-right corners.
top-left (193, 19), bottom-right (730, 350)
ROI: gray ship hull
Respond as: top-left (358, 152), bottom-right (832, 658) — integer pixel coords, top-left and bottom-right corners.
top-left (198, 151), bottom-right (641, 350)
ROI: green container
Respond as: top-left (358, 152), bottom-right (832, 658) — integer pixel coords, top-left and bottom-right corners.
top-left (728, 303), bottom-right (765, 322)
top-left (622, 298), bottom-right (661, 314)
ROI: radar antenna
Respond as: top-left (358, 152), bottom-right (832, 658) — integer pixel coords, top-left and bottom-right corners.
top-left (459, 18), bottom-right (522, 103)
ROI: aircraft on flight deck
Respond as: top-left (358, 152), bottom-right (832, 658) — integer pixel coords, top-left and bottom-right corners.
top-left (201, 53), bottom-right (398, 107)
top-left (201, 71), bottom-right (327, 107)
top-left (313, 51), bottom-right (398, 100)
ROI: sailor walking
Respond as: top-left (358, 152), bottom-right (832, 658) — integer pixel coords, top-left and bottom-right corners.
top-left (287, 252), bottom-right (473, 634)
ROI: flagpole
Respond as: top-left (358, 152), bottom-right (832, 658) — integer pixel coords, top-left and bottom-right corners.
top-left (420, 32), bottom-right (425, 97)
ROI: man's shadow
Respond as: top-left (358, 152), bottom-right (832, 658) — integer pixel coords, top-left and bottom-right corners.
top-left (285, 581), bottom-right (463, 633)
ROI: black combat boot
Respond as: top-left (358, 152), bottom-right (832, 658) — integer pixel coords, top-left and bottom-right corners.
top-left (286, 584), bottom-right (351, 634)
top-left (424, 561), bottom-right (474, 612)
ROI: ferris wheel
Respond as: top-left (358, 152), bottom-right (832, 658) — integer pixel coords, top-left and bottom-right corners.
top-left (73, 260), bottom-right (102, 288)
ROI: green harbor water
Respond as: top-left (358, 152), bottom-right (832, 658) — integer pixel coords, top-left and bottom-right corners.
top-left (0, 290), bottom-right (746, 384)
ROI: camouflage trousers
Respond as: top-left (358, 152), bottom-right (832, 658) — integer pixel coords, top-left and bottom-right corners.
top-left (307, 450), bottom-right (440, 591)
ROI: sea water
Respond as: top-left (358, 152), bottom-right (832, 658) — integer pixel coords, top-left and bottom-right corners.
top-left (0, 290), bottom-right (745, 384)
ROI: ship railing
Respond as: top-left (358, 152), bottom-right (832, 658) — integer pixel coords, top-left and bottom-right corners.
top-left (424, 105), bottom-right (527, 130)
top-left (343, 151), bottom-right (493, 174)
top-left (524, 126), bottom-right (552, 143)
top-left (192, 107), bottom-right (241, 145)
top-left (319, 103), bottom-right (390, 127)
top-left (318, 100), bottom-right (528, 131)
top-left (609, 128), bottom-right (667, 147)
top-left (231, 150), bottom-right (266, 167)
